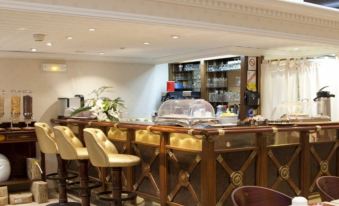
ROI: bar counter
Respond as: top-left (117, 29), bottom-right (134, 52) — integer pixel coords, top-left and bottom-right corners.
top-left (51, 119), bottom-right (339, 206)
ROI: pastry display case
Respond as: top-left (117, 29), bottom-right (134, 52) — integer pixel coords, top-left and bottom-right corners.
top-left (155, 99), bottom-right (216, 127)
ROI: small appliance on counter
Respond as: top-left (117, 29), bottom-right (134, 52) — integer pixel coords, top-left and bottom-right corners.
top-left (313, 86), bottom-right (335, 120)
top-left (57, 95), bottom-right (84, 118)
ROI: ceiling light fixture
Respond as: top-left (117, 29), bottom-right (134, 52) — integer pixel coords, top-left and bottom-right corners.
top-left (171, 35), bottom-right (180, 39)
top-left (89, 28), bottom-right (96, 32)
top-left (46, 42), bottom-right (52, 47)
top-left (143, 42), bottom-right (150, 45)
top-left (17, 27), bottom-right (27, 31)
top-left (41, 63), bottom-right (67, 72)
top-left (31, 48), bottom-right (37, 52)
top-left (66, 36), bottom-right (73, 40)
top-left (99, 52), bottom-right (104, 55)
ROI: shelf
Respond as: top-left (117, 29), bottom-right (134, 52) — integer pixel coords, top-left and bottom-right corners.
top-left (0, 177), bottom-right (32, 186)
top-left (175, 79), bottom-right (191, 81)
top-left (173, 70), bottom-right (196, 73)
top-left (207, 68), bottom-right (241, 73)
top-left (175, 88), bottom-right (197, 90)
top-left (207, 86), bottom-right (227, 89)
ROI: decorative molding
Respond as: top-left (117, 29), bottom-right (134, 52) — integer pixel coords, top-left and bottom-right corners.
top-left (1, 0), bottom-right (339, 63)
top-left (153, 0), bottom-right (339, 28)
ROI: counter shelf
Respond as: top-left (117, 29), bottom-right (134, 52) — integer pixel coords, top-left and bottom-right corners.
top-left (51, 118), bottom-right (339, 206)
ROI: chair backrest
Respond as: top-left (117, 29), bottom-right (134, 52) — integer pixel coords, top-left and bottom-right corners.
top-left (34, 122), bottom-right (58, 154)
top-left (316, 176), bottom-right (339, 201)
top-left (231, 186), bottom-right (292, 206)
top-left (83, 128), bottom-right (118, 167)
top-left (53, 126), bottom-right (84, 160)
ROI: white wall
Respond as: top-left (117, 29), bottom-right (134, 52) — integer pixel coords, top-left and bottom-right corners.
top-left (0, 58), bottom-right (168, 122)
top-left (0, 58), bottom-right (168, 176)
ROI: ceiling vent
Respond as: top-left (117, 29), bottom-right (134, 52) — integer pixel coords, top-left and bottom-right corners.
top-left (33, 33), bottom-right (46, 42)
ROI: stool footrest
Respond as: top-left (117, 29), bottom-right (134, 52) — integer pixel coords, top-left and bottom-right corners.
top-left (67, 180), bottom-right (102, 191)
top-left (45, 202), bottom-right (81, 206)
top-left (97, 190), bottom-right (137, 202)
top-left (46, 172), bottom-right (78, 181)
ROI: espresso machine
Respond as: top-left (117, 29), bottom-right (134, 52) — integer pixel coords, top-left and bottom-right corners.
top-left (57, 95), bottom-right (84, 118)
top-left (313, 86), bottom-right (335, 120)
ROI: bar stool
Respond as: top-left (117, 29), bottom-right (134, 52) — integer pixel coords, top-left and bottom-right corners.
top-left (34, 122), bottom-right (80, 206)
top-left (83, 128), bottom-right (140, 206)
top-left (53, 126), bottom-right (93, 206)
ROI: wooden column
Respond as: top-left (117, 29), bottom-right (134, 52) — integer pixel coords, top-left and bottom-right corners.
top-left (256, 133), bottom-right (268, 186)
top-left (201, 136), bottom-right (216, 206)
top-left (126, 129), bottom-right (135, 191)
top-left (300, 131), bottom-right (310, 197)
top-left (159, 132), bottom-right (169, 206)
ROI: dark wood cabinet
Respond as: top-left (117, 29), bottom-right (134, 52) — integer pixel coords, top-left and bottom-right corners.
top-left (0, 128), bottom-right (36, 190)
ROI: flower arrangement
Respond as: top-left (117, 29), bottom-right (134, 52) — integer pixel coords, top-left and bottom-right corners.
top-left (71, 86), bottom-right (125, 122)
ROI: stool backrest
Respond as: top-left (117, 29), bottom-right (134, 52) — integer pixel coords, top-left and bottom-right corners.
top-left (53, 126), bottom-right (84, 160)
top-left (34, 122), bottom-right (58, 154)
top-left (231, 186), bottom-right (292, 206)
top-left (316, 176), bottom-right (339, 201)
top-left (84, 128), bottom-right (118, 167)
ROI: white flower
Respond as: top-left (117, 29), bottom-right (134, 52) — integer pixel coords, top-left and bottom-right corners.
top-left (71, 86), bottom-right (125, 122)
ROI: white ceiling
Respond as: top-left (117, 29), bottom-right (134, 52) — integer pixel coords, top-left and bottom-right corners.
top-left (0, 0), bottom-right (338, 63)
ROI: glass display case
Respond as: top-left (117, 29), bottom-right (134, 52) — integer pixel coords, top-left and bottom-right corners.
top-left (155, 99), bottom-right (216, 127)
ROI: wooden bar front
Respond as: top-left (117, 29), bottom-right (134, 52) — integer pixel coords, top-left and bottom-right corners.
top-left (52, 119), bottom-right (339, 206)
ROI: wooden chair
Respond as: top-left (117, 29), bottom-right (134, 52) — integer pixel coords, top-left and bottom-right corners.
top-left (316, 176), bottom-right (339, 202)
top-left (231, 186), bottom-right (292, 206)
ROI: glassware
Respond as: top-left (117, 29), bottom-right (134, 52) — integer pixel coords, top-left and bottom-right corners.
top-left (22, 90), bottom-right (33, 128)
top-left (10, 90), bottom-right (21, 129)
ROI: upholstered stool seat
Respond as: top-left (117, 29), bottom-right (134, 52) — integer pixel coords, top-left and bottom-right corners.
top-left (84, 128), bottom-right (140, 206)
top-left (53, 126), bottom-right (100, 206)
top-left (34, 122), bottom-right (80, 206)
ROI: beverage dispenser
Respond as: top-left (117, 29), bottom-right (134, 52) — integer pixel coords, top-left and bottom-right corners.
top-left (313, 86), bottom-right (335, 119)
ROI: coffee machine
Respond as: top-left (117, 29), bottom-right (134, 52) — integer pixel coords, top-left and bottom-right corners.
top-left (313, 86), bottom-right (335, 120)
top-left (57, 95), bottom-right (84, 118)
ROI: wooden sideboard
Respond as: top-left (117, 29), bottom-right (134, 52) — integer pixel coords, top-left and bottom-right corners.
top-left (0, 127), bottom-right (36, 190)
top-left (52, 119), bottom-right (339, 206)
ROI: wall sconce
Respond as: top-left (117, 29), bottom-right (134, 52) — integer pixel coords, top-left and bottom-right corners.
top-left (41, 63), bottom-right (67, 72)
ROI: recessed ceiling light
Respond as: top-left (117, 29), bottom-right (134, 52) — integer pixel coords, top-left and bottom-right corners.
top-left (143, 42), bottom-right (150, 45)
top-left (17, 27), bottom-right (27, 31)
top-left (31, 48), bottom-right (37, 52)
top-left (89, 28), bottom-right (96, 32)
top-left (66, 36), bottom-right (73, 40)
top-left (171, 35), bottom-right (180, 39)
top-left (46, 42), bottom-right (52, 47)
top-left (99, 52), bottom-right (104, 55)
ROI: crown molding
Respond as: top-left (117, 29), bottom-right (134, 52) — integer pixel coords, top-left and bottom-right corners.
top-left (1, 0), bottom-right (339, 63)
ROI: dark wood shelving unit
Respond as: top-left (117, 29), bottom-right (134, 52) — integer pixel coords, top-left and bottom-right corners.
top-left (0, 123), bottom-right (37, 190)
top-left (169, 56), bottom-right (261, 119)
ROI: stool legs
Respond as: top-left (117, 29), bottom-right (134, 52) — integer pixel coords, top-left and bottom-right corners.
top-left (111, 167), bottom-right (122, 206)
top-left (57, 154), bottom-right (68, 204)
top-left (79, 160), bottom-right (90, 206)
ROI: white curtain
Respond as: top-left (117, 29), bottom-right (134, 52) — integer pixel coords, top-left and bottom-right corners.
top-left (261, 58), bottom-right (339, 121)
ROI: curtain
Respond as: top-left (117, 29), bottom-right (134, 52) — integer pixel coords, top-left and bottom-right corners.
top-left (261, 58), bottom-right (339, 120)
